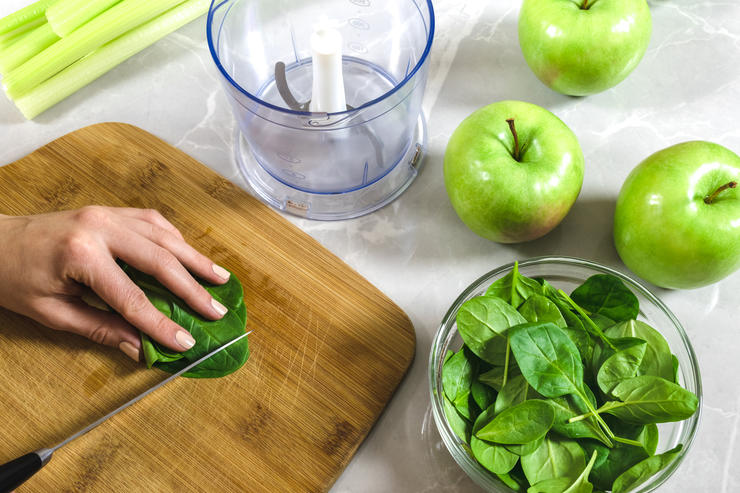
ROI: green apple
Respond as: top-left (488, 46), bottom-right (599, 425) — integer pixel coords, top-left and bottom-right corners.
top-left (444, 100), bottom-right (584, 243)
top-left (614, 141), bottom-right (740, 289)
top-left (518, 0), bottom-right (652, 96)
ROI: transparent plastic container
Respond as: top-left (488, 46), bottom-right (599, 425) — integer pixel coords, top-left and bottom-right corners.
top-left (429, 256), bottom-right (702, 492)
top-left (207, 0), bottom-right (435, 220)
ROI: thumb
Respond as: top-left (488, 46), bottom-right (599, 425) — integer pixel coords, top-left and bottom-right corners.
top-left (36, 297), bottom-right (142, 362)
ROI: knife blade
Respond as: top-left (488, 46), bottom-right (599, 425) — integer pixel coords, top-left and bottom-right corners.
top-left (0, 330), bottom-right (251, 493)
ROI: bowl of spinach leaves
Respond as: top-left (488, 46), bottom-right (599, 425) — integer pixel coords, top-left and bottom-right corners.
top-left (429, 256), bottom-right (701, 493)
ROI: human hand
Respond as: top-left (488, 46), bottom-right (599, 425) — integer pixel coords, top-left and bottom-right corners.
top-left (0, 206), bottom-right (231, 362)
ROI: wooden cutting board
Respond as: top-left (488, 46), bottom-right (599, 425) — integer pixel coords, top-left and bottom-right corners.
top-left (0, 123), bottom-right (415, 493)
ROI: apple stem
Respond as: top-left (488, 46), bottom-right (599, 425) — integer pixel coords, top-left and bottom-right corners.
top-left (506, 118), bottom-right (521, 162)
top-left (581, 0), bottom-right (590, 9)
top-left (705, 181), bottom-right (738, 204)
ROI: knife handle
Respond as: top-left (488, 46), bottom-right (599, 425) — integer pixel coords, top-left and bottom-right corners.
top-left (0, 450), bottom-right (50, 493)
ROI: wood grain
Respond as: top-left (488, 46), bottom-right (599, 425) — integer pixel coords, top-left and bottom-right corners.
top-left (0, 123), bottom-right (415, 493)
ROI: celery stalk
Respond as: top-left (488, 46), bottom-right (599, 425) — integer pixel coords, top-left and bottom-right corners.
top-left (0, 16), bottom-right (46, 47)
top-left (0, 23), bottom-right (60, 75)
top-left (0, 0), bottom-right (56, 35)
top-left (3, 0), bottom-right (187, 98)
top-left (46, 0), bottom-right (123, 37)
top-left (13, 0), bottom-right (210, 119)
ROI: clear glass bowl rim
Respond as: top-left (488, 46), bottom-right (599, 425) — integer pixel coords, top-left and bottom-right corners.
top-left (206, 0), bottom-right (436, 117)
top-left (428, 255), bottom-right (703, 492)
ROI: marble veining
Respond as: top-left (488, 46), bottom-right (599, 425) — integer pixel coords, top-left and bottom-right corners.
top-left (1, 1), bottom-right (739, 491)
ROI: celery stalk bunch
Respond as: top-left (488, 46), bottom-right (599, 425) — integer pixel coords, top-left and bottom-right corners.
top-left (0, 0), bottom-right (210, 119)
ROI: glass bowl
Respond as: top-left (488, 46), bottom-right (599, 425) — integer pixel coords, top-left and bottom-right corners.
top-left (428, 256), bottom-right (702, 492)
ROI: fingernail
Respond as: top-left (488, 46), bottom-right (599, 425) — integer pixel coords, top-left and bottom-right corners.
top-left (211, 298), bottom-right (228, 316)
top-left (212, 264), bottom-right (230, 280)
top-left (176, 330), bottom-right (196, 349)
top-left (119, 341), bottom-right (140, 362)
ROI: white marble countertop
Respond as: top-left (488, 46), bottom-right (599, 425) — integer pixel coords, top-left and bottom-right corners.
top-left (1, 1), bottom-right (738, 492)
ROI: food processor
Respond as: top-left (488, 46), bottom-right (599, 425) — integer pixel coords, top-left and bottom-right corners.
top-left (207, 0), bottom-right (435, 219)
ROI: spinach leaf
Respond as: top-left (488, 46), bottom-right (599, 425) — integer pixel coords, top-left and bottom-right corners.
top-left (561, 325), bottom-right (594, 366)
top-left (588, 441), bottom-right (648, 491)
top-left (471, 379), bottom-right (497, 411)
top-left (457, 296), bottom-right (527, 365)
top-left (506, 436), bottom-right (545, 457)
top-left (508, 322), bottom-right (617, 438)
top-left (519, 294), bottom-right (567, 328)
top-left (476, 400), bottom-right (555, 444)
top-left (443, 394), bottom-right (470, 442)
top-left (121, 264), bottom-right (249, 379)
top-left (602, 416), bottom-right (658, 456)
top-left (453, 391), bottom-right (474, 421)
top-left (471, 436), bottom-right (520, 475)
top-left (539, 282), bottom-right (596, 363)
top-left (509, 323), bottom-right (585, 398)
top-left (588, 313), bottom-right (617, 332)
top-left (563, 450), bottom-right (598, 493)
top-left (571, 275), bottom-right (639, 322)
top-left (494, 373), bottom-right (542, 415)
top-left (442, 347), bottom-right (474, 405)
top-left (485, 262), bottom-right (543, 308)
top-left (603, 375), bottom-right (699, 424)
top-left (591, 337), bottom-right (646, 379)
top-left (471, 404), bottom-right (519, 475)
top-left (550, 394), bottom-right (612, 447)
top-left (141, 341), bottom-right (182, 367)
top-left (480, 364), bottom-right (521, 392)
top-left (636, 424), bottom-right (659, 456)
top-left (521, 437), bottom-right (586, 485)
top-left (510, 322), bottom-right (633, 448)
top-left (497, 470), bottom-right (528, 491)
top-left (671, 354), bottom-right (680, 384)
top-left (612, 444), bottom-right (683, 493)
top-left (527, 477), bottom-right (575, 493)
top-left (540, 279), bottom-right (572, 309)
top-left (472, 402), bottom-right (496, 433)
top-left (559, 291), bottom-right (619, 352)
top-left (528, 450), bottom-right (598, 493)
top-left (444, 349), bottom-right (454, 363)
top-left (597, 340), bottom-right (647, 395)
top-left (604, 321), bottom-right (674, 382)
top-left (579, 441), bottom-right (610, 471)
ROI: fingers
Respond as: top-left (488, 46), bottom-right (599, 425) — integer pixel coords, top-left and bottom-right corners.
top-left (59, 207), bottom-right (230, 354)
top-left (120, 216), bottom-right (230, 286)
top-left (109, 228), bottom-right (227, 321)
top-left (83, 256), bottom-right (197, 353)
top-left (35, 297), bottom-right (142, 362)
top-left (108, 207), bottom-right (184, 240)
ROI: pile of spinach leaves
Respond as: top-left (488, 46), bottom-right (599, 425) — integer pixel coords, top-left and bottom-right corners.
top-left (120, 263), bottom-right (250, 379)
top-left (441, 263), bottom-right (697, 493)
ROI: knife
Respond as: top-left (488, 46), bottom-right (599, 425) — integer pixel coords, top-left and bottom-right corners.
top-left (0, 331), bottom-right (251, 493)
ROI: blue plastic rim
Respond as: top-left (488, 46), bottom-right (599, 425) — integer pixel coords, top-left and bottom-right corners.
top-left (206, 0), bottom-right (436, 117)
